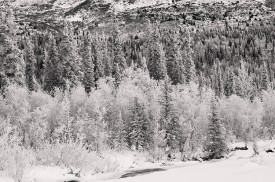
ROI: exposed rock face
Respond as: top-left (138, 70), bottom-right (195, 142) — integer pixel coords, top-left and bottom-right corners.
top-left (9, 0), bottom-right (275, 34)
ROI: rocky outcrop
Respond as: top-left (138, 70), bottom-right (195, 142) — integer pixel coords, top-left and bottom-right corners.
top-left (12, 0), bottom-right (275, 34)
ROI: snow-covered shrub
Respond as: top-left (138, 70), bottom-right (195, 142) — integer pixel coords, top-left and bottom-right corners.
top-left (36, 140), bottom-right (92, 172)
top-left (262, 89), bottom-right (275, 139)
top-left (0, 126), bottom-right (36, 182)
top-left (252, 140), bottom-right (259, 155)
top-left (2, 146), bottom-right (36, 182)
top-left (90, 151), bottom-right (120, 173)
top-left (36, 140), bottom-right (120, 174)
top-left (219, 95), bottom-right (262, 143)
top-left (148, 130), bottom-right (166, 162)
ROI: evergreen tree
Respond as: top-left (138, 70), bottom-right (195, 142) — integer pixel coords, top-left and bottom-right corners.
top-left (81, 33), bottom-right (95, 94)
top-left (225, 68), bottom-right (236, 97)
top-left (165, 115), bottom-right (181, 150)
top-left (59, 23), bottom-right (82, 90)
top-left (261, 62), bottom-right (269, 91)
top-left (159, 77), bottom-right (180, 150)
top-left (184, 29), bottom-right (196, 84)
top-left (112, 23), bottom-right (127, 75)
top-left (147, 26), bottom-right (167, 81)
top-left (112, 112), bottom-right (128, 150)
top-left (204, 96), bottom-right (228, 159)
top-left (235, 60), bottom-right (252, 98)
top-left (44, 33), bottom-right (63, 94)
top-left (214, 61), bottom-right (224, 98)
top-left (166, 31), bottom-right (185, 85)
top-left (138, 53), bottom-right (149, 73)
top-left (128, 97), bottom-right (153, 150)
top-left (0, 8), bottom-right (25, 91)
top-left (32, 32), bottom-right (45, 85)
top-left (114, 63), bottom-right (121, 88)
top-left (23, 37), bottom-right (36, 91)
top-left (103, 40), bottom-right (112, 77)
top-left (92, 38), bottom-right (105, 84)
top-left (198, 71), bottom-right (205, 100)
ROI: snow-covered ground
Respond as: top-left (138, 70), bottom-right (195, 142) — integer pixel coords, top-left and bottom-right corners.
top-left (104, 154), bottom-right (275, 182)
top-left (1, 140), bottom-right (275, 182)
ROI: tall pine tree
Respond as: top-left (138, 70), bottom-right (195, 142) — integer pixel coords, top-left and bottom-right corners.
top-left (92, 37), bottom-right (105, 85)
top-left (166, 31), bottom-right (185, 85)
top-left (59, 21), bottom-right (83, 90)
top-left (225, 67), bottom-right (236, 97)
top-left (159, 77), bottom-right (181, 150)
top-left (44, 33), bottom-right (63, 94)
top-left (23, 37), bottom-right (36, 91)
top-left (112, 22), bottom-right (127, 76)
top-left (214, 61), bottom-right (224, 98)
top-left (261, 61), bottom-right (269, 91)
top-left (184, 29), bottom-right (196, 84)
top-left (147, 25), bottom-right (167, 81)
top-left (81, 32), bottom-right (95, 94)
top-left (0, 7), bottom-right (25, 92)
top-left (128, 97), bottom-right (153, 150)
top-left (204, 96), bottom-right (228, 159)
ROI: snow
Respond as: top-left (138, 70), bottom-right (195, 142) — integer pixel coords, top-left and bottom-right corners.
top-left (53, 0), bottom-right (86, 9)
top-left (1, 154), bottom-right (275, 182)
top-left (1, 140), bottom-right (275, 182)
top-left (104, 154), bottom-right (275, 182)
top-left (66, 14), bottom-right (83, 22)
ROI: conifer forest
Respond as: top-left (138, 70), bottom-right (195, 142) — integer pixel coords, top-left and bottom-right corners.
top-left (1, 0), bottom-right (275, 181)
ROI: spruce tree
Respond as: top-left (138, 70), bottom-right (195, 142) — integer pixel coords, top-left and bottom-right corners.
top-left (235, 60), bottom-right (252, 98)
top-left (166, 31), bottom-right (185, 85)
top-left (147, 26), bottom-right (167, 81)
top-left (205, 96), bottom-right (228, 159)
top-left (128, 97), bottom-right (153, 150)
top-left (103, 40), bottom-right (112, 77)
top-left (92, 38), bottom-right (105, 84)
top-left (184, 29), bottom-right (196, 84)
top-left (81, 33), bottom-right (95, 94)
top-left (138, 53), bottom-right (149, 72)
top-left (114, 63), bottom-right (121, 88)
top-left (59, 23), bottom-right (82, 90)
top-left (214, 61), bottom-right (224, 98)
top-left (23, 37), bottom-right (36, 91)
top-left (112, 23), bottom-right (127, 75)
top-left (159, 77), bottom-right (181, 150)
top-left (198, 71), bottom-right (205, 100)
top-left (0, 8), bottom-right (25, 91)
top-left (44, 33), bottom-right (63, 94)
top-left (261, 62), bottom-right (269, 91)
top-left (113, 112), bottom-right (128, 150)
top-left (225, 68), bottom-right (236, 97)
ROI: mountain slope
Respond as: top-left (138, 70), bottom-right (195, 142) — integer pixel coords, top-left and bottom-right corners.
top-left (9, 0), bottom-right (274, 35)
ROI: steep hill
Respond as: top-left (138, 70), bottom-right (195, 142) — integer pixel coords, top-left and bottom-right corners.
top-left (8, 0), bottom-right (275, 34)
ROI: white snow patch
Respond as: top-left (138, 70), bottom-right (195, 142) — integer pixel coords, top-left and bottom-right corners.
top-left (53, 0), bottom-right (86, 9)
top-left (66, 14), bottom-right (83, 22)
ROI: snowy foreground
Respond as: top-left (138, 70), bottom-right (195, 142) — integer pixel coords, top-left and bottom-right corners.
top-left (1, 141), bottom-right (275, 182)
top-left (107, 154), bottom-right (275, 182)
